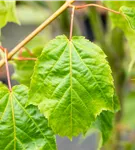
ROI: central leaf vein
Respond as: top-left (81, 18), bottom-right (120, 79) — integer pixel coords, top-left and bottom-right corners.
top-left (10, 94), bottom-right (16, 150)
top-left (69, 41), bottom-right (73, 136)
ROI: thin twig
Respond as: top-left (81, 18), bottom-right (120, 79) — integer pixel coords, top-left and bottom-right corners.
top-left (0, 46), bottom-right (12, 91)
top-left (69, 6), bottom-right (75, 41)
top-left (25, 47), bottom-right (35, 57)
top-left (69, 4), bottom-right (121, 15)
top-left (12, 57), bottom-right (37, 61)
top-left (18, 47), bottom-right (35, 57)
top-left (0, 0), bottom-right (75, 68)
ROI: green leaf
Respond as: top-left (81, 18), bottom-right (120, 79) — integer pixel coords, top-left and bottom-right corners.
top-left (28, 35), bottom-right (115, 139)
top-left (104, 1), bottom-right (135, 72)
top-left (83, 93), bottom-right (119, 148)
top-left (93, 111), bottom-right (114, 146)
top-left (79, 111), bottom-right (114, 150)
top-left (12, 36), bottom-right (46, 86)
top-left (120, 6), bottom-right (135, 30)
top-left (93, 93), bottom-right (119, 148)
top-left (0, 83), bottom-right (57, 150)
top-left (0, 0), bottom-right (19, 28)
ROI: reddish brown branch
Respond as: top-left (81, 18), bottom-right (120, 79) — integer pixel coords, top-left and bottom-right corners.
top-left (69, 4), bottom-right (121, 15)
top-left (18, 47), bottom-right (35, 57)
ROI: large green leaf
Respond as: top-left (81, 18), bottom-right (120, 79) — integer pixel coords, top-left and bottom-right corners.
top-left (0, 83), bottom-right (57, 150)
top-left (12, 36), bottom-right (46, 86)
top-left (0, 0), bottom-right (19, 28)
top-left (28, 35), bottom-right (115, 139)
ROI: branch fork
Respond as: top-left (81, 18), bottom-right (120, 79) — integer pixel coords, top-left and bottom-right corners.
top-left (13, 47), bottom-right (37, 61)
top-left (0, 1), bottom-right (122, 68)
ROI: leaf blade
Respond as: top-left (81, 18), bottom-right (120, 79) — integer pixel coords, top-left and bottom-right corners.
top-left (29, 35), bottom-right (115, 139)
top-left (0, 0), bottom-right (19, 28)
top-left (120, 6), bottom-right (135, 30)
top-left (0, 83), bottom-right (57, 150)
top-left (11, 36), bottom-right (46, 86)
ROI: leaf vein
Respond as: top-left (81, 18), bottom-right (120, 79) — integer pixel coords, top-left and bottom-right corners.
top-left (16, 138), bottom-right (26, 150)
top-left (50, 86), bottom-right (71, 116)
top-left (69, 42), bottom-right (73, 136)
top-left (31, 42), bottom-right (68, 99)
top-left (10, 93), bottom-right (16, 150)
top-left (72, 42), bottom-right (108, 103)
top-left (13, 95), bottom-right (54, 150)
top-left (0, 95), bottom-right (9, 120)
top-left (4, 139), bottom-right (15, 150)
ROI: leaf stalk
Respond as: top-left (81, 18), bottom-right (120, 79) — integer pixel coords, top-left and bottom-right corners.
top-left (0, 2), bottom-right (122, 68)
top-left (0, 0), bottom-right (75, 68)
top-left (69, 6), bottom-right (75, 41)
top-left (0, 46), bottom-right (12, 91)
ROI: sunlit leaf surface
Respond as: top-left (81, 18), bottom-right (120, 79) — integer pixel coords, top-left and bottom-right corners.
top-left (0, 83), bottom-right (57, 150)
top-left (29, 35), bottom-right (115, 139)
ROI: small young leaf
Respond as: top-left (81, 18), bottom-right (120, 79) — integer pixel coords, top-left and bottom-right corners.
top-left (0, 83), bottom-right (57, 150)
top-left (12, 36), bottom-right (46, 86)
top-left (0, 0), bottom-right (19, 28)
top-left (120, 6), bottom-right (135, 30)
top-left (28, 35), bottom-right (115, 139)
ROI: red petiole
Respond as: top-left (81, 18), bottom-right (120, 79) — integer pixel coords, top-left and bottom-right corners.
top-left (0, 46), bottom-right (12, 91)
